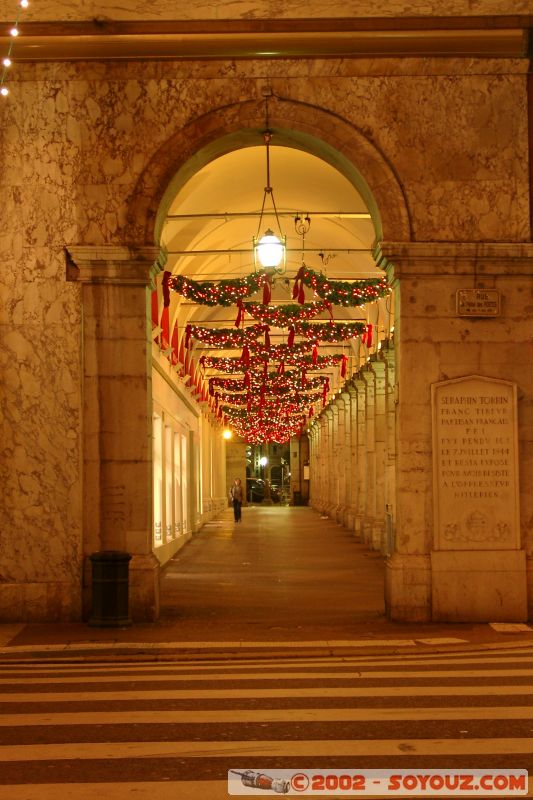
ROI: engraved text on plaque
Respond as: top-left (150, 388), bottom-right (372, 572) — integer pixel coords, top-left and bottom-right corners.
top-left (432, 376), bottom-right (520, 550)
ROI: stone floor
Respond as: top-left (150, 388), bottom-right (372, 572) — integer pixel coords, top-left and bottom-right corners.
top-left (159, 505), bottom-right (387, 640)
top-left (2, 505), bottom-right (533, 654)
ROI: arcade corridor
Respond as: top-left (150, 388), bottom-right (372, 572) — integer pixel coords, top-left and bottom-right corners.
top-left (159, 505), bottom-right (385, 641)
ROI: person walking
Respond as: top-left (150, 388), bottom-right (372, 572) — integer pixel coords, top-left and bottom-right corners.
top-left (230, 477), bottom-right (243, 523)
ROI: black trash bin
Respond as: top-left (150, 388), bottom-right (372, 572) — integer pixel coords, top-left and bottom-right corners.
top-left (88, 551), bottom-right (132, 627)
top-left (293, 490), bottom-right (302, 506)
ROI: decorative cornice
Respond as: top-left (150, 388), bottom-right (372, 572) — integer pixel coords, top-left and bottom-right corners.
top-left (374, 241), bottom-right (533, 279)
top-left (1, 19), bottom-right (528, 61)
top-left (66, 245), bottom-right (166, 288)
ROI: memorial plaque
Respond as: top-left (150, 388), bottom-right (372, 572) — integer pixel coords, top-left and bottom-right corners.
top-left (456, 289), bottom-right (500, 317)
top-left (432, 376), bottom-right (520, 551)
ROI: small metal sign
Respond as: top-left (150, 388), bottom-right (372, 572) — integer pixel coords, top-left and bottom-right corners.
top-left (456, 289), bottom-right (501, 317)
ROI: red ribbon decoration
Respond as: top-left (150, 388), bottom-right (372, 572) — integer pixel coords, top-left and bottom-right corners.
top-left (363, 323), bottom-right (373, 348)
top-left (287, 326), bottom-right (295, 347)
top-left (184, 324), bottom-right (192, 350)
top-left (162, 271), bottom-right (171, 308)
top-left (292, 266), bottom-right (305, 302)
top-left (312, 342), bottom-right (318, 365)
top-left (302, 368), bottom-right (307, 388)
top-left (234, 299), bottom-right (245, 328)
top-left (241, 344), bottom-right (250, 367)
top-left (309, 405), bottom-right (314, 417)
top-left (277, 360), bottom-right (285, 375)
top-left (160, 306), bottom-right (170, 350)
top-left (263, 360), bottom-right (268, 378)
top-left (262, 274), bottom-right (272, 305)
top-left (265, 326), bottom-right (271, 349)
top-left (243, 371), bottom-right (251, 388)
top-left (341, 355), bottom-right (348, 378)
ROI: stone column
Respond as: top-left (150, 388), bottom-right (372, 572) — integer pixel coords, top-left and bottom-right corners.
top-left (338, 391), bottom-right (352, 527)
top-left (360, 367), bottom-right (377, 546)
top-left (351, 374), bottom-right (367, 541)
top-left (308, 427), bottom-right (316, 508)
top-left (330, 403), bottom-right (340, 519)
top-left (346, 385), bottom-right (359, 531)
top-left (319, 414), bottom-right (329, 514)
top-left (377, 241), bottom-right (532, 622)
top-left (381, 340), bottom-right (397, 556)
top-left (370, 355), bottom-right (388, 551)
top-left (66, 244), bottom-right (164, 622)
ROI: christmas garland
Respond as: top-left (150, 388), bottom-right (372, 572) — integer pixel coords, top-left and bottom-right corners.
top-left (290, 320), bottom-right (370, 344)
top-left (201, 352), bottom-right (347, 375)
top-left (209, 373), bottom-right (328, 395)
top-left (292, 266), bottom-right (389, 306)
top-left (164, 270), bottom-right (270, 307)
top-left (185, 323), bottom-right (266, 349)
top-left (235, 299), bottom-right (331, 327)
top-left (230, 417), bottom-right (305, 444)
top-left (215, 387), bottom-right (324, 408)
top-left (248, 340), bottom-right (314, 359)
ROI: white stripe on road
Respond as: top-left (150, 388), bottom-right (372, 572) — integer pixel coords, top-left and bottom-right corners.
top-left (1, 685), bottom-right (533, 702)
top-left (1, 705), bottom-right (533, 726)
top-left (1, 667), bottom-right (533, 684)
top-left (0, 738), bottom-right (532, 760)
top-left (2, 652), bottom-right (533, 674)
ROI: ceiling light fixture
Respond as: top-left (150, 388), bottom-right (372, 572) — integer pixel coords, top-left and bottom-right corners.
top-left (253, 123), bottom-right (286, 274)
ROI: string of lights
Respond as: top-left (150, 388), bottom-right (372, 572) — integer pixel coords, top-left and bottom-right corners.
top-left (1, 0), bottom-right (29, 98)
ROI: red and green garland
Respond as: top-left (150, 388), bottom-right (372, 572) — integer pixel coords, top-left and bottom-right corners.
top-left (158, 264), bottom-right (389, 441)
top-left (288, 320), bottom-right (371, 346)
top-left (234, 299), bottom-right (331, 327)
top-left (209, 373), bottom-right (328, 394)
top-left (163, 270), bottom-right (272, 307)
top-left (185, 323), bottom-right (266, 349)
top-left (292, 266), bottom-right (389, 306)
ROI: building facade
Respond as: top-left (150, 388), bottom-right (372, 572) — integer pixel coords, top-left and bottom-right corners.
top-left (0, 1), bottom-right (532, 622)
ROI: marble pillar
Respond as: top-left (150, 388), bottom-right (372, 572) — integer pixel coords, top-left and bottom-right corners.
top-left (351, 375), bottom-right (368, 542)
top-left (370, 355), bottom-right (388, 551)
top-left (378, 241), bottom-right (532, 622)
top-left (67, 244), bottom-right (164, 622)
top-left (346, 385), bottom-right (359, 531)
top-left (381, 340), bottom-right (397, 556)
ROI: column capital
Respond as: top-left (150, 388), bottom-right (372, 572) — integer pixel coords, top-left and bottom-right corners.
top-left (66, 244), bottom-right (166, 288)
top-left (374, 240), bottom-right (533, 280)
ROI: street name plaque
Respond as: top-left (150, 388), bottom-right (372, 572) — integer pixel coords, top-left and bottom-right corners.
top-left (456, 289), bottom-right (500, 317)
top-left (432, 376), bottom-right (520, 551)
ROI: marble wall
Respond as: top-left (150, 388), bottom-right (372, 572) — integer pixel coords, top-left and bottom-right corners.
top-left (0, 51), bottom-right (530, 620)
top-left (5, 1), bottom-right (532, 21)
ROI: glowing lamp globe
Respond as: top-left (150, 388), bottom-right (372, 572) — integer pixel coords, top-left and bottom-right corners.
top-left (254, 229), bottom-right (286, 271)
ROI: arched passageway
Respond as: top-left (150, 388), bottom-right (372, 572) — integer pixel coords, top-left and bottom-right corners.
top-left (149, 100), bottom-right (396, 627)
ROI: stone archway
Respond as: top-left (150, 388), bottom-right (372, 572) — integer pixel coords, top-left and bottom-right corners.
top-left (125, 96), bottom-right (412, 247)
top-left (120, 97), bottom-right (412, 622)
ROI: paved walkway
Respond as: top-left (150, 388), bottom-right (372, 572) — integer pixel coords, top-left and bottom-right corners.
top-left (1, 506), bottom-right (532, 659)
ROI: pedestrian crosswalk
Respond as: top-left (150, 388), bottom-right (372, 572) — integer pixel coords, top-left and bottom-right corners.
top-left (0, 645), bottom-right (532, 799)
